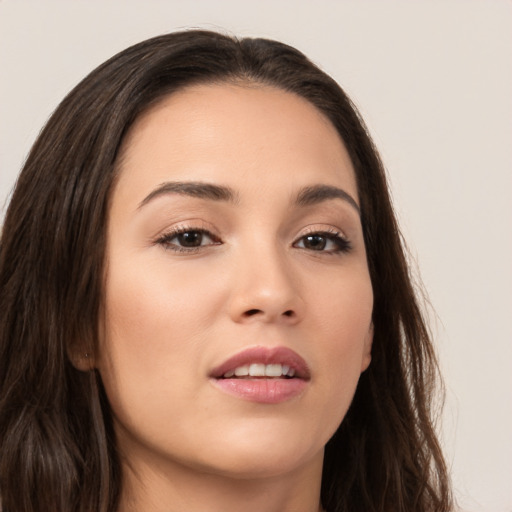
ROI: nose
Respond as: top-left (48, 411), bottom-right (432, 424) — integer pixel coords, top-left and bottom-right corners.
top-left (227, 245), bottom-right (305, 325)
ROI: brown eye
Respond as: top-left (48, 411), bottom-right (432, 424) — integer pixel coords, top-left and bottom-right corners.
top-left (176, 231), bottom-right (204, 247)
top-left (294, 231), bottom-right (351, 254)
top-left (157, 228), bottom-right (220, 253)
top-left (302, 234), bottom-right (327, 251)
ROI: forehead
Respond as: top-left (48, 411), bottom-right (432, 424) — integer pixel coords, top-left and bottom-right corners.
top-left (115, 82), bottom-right (358, 202)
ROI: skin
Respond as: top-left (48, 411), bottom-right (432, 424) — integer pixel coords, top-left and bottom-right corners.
top-left (95, 83), bottom-right (374, 512)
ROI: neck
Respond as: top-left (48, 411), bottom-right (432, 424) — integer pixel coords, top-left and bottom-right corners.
top-left (117, 449), bottom-right (325, 512)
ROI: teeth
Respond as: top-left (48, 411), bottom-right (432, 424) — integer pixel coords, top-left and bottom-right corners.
top-left (249, 363), bottom-right (266, 376)
top-left (265, 364), bottom-right (282, 377)
top-left (234, 365), bottom-right (249, 377)
top-left (223, 363), bottom-right (296, 378)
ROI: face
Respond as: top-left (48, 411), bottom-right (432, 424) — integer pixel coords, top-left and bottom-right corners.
top-left (97, 83), bottom-right (373, 481)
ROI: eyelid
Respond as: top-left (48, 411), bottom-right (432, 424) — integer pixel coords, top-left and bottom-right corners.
top-left (295, 224), bottom-right (350, 245)
top-left (152, 219), bottom-right (217, 240)
top-left (298, 225), bottom-right (347, 239)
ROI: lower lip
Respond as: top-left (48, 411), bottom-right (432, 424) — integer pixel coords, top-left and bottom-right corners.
top-left (211, 378), bottom-right (307, 404)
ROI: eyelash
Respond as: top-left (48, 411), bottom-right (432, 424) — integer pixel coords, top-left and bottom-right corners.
top-left (155, 226), bottom-right (352, 255)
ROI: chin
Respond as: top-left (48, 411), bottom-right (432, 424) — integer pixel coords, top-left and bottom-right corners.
top-left (199, 447), bottom-right (324, 480)
top-left (187, 421), bottom-right (330, 480)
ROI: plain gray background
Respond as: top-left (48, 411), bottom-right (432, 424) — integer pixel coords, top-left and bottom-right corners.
top-left (1, 1), bottom-right (511, 510)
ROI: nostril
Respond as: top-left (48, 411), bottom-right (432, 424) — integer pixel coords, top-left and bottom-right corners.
top-left (244, 309), bottom-right (262, 317)
top-left (240, 308), bottom-right (297, 320)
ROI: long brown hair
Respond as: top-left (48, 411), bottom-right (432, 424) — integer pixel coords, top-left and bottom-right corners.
top-left (0, 30), bottom-right (452, 511)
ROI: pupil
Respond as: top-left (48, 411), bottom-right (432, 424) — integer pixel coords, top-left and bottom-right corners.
top-left (178, 231), bottom-right (202, 247)
top-left (305, 235), bottom-right (326, 250)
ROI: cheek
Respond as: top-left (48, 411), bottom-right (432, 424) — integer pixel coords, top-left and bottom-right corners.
top-left (96, 257), bottom-right (227, 416)
top-left (102, 256), bottom-right (226, 353)
top-left (307, 267), bottom-right (373, 422)
top-left (310, 264), bottom-right (373, 349)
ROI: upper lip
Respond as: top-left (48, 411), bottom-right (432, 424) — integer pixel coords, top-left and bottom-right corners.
top-left (209, 346), bottom-right (311, 380)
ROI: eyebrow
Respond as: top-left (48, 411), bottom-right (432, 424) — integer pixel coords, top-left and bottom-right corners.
top-left (295, 184), bottom-right (360, 215)
top-left (138, 181), bottom-right (237, 209)
top-left (138, 180), bottom-right (360, 215)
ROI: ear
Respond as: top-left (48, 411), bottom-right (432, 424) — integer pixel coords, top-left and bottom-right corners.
top-left (68, 347), bottom-right (96, 372)
top-left (360, 322), bottom-right (374, 372)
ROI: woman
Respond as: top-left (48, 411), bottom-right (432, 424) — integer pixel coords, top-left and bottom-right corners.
top-left (0, 30), bottom-right (452, 511)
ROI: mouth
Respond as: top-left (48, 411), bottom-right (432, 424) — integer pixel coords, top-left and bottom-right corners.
top-left (209, 346), bottom-right (310, 404)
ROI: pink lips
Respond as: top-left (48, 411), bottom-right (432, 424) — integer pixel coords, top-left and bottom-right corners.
top-left (210, 346), bottom-right (310, 404)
